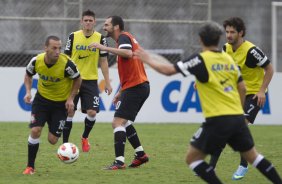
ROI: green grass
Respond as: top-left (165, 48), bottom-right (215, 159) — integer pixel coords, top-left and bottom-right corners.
top-left (0, 122), bottom-right (281, 184)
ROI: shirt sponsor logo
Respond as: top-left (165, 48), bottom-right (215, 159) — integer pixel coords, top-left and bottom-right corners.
top-left (78, 55), bottom-right (89, 59)
top-left (75, 45), bottom-right (96, 52)
top-left (250, 49), bottom-right (264, 62)
top-left (184, 57), bottom-right (201, 69)
top-left (212, 63), bottom-right (236, 71)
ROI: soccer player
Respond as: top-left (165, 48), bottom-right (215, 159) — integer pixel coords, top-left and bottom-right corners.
top-left (134, 22), bottom-right (282, 184)
top-left (208, 17), bottom-right (274, 180)
top-left (22, 35), bottom-right (81, 175)
top-left (63, 9), bottom-right (112, 152)
top-left (89, 16), bottom-right (150, 170)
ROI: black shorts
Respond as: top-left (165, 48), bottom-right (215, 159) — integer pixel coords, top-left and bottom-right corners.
top-left (244, 94), bottom-right (261, 124)
top-left (74, 80), bottom-right (100, 113)
top-left (190, 115), bottom-right (255, 154)
top-left (30, 93), bottom-right (67, 137)
top-left (114, 82), bottom-right (150, 122)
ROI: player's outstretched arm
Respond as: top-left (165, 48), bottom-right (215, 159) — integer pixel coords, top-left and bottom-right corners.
top-left (134, 47), bottom-right (177, 76)
top-left (89, 43), bottom-right (132, 58)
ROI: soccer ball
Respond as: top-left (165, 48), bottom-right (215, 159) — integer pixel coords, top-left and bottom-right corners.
top-left (57, 143), bottom-right (79, 164)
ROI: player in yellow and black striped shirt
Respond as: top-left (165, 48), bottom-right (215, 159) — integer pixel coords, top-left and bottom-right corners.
top-left (135, 21), bottom-right (282, 184)
top-left (209, 17), bottom-right (274, 180)
top-left (63, 10), bottom-right (113, 152)
top-left (23, 35), bottom-right (81, 175)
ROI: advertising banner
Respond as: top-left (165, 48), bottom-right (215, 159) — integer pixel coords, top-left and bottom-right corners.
top-left (1, 68), bottom-right (281, 124)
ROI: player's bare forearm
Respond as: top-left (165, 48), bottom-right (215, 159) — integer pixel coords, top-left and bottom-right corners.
top-left (147, 60), bottom-right (176, 76)
top-left (69, 77), bottom-right (81, 100)
top-left (135, 48), bottom-right (176, 76)
top-left (100, 57), bottom-right (113, 95)
top-left (89, 42), bottom-right (132, 58)
top-left (104, 46), bottom-right (132, 58)
top-left (100, 57), bottom-right (110, 81)
top-left (259, 63), bottom-right (274, 93)
top-left (237, 80), bottom-right (246, 107)
top-left (24, 74), bottom-right (33, 103)
top-left (65, 77), bottom-right (81, 112)
top-left (24, 73), bottom-right (32, 94)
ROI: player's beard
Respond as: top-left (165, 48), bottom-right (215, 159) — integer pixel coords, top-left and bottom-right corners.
top-left (227, 38), bottom-right (237, 46)
top-left (104, 27), bottom-right (114, 38)
top-left (105, 31), bottom-right (112, 38)
top-left (227, 35), bottom-right (239, 46)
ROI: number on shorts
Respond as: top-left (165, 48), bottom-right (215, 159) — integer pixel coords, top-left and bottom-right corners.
top-left (58, 120), bottom-right (65, 132)
top-left (93, 96), bottom-right (99, 107)
top-left (247, 104), bottom-right (255, 114)
top-left (193, 127), bottom-right (203, 139)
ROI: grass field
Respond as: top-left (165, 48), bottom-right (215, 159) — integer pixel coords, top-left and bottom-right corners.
top-left (0, 122), bottom-right (281, 184)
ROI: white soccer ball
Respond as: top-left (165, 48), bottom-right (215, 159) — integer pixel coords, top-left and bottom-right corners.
top-left (57, 143), bottom-right (79, 164)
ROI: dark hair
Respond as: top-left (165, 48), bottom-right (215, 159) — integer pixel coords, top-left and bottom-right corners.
top-left (108, 15), bottom-right (124, 31)
top-left (223, 17), bottom-right (246, 37)
top-left (198, 21), bottom-right (223, 47)
top-left (82, 9), bottom-right (95, 18)
top-left (45, 35), bottom-right (60, 46)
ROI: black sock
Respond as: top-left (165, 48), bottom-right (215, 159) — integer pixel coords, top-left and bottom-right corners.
top-left (210, 149), bottom-right (222, 169)
top-left (27, 142), bottom-right (39, 168)
top-left (114, 130), bottom-right (126, 163)
top-left (193, 161), bottom-right (222, 184)
top-left (240, 155), bottom-right (248, 167)
top-left (63, 121), bottom-right (72, 143)
top-left (255, 158), bottom-right (282, 184)
top-left (82, 117), bottom-right (95, 138)
top-left (126, 124), bottom-right (144, 157)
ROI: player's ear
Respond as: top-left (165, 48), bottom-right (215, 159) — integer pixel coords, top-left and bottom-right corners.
top-left (44, 45), bottom-right (48, 52)
top-left (238, 30), bottom-right (244, 37)
top-left (114, 25), bottom-right (119, 31)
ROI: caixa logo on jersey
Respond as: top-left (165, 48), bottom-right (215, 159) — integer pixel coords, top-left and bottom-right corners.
top-left (161, 80), bottom-right (271, 114)
top-left (18, 79), bottom-right (117, 112)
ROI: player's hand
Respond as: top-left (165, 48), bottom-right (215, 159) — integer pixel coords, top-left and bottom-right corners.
top-left (88, 43), bottom-right (106, 50)
top-left (253, 91), bottom-right (266, 107)
top-left (134, 47), bottom-right (150, 63)
top-left (112, 92), bottom-right (121, 106)
top-left (105, 83), bottom-right (113, 95)
top-left (193, 83), bottom-right (197, 90)
top-left (24, 93), bottom-right (32, 104)
top-left (65, 99), bottom-right (74, 114)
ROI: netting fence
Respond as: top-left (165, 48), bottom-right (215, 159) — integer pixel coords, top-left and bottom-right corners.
top-left (0, 0), bottom-right (211, 67)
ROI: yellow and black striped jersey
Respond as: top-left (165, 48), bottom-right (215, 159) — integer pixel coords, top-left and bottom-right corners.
top-left (64, 30), bottom-right (108, 80)
top-left (26, 53), bottom-right (80, 101)
top-left (175, 50), bottom-right (244, 118)
top-left (223, 41), bottom-right (270, 95)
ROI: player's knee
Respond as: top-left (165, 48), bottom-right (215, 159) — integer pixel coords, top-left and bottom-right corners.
top-left (185, 154), bottom-right (191, 165)
top-left (48, 133), bottom-right (59, 145)
top-left (112, 117), bottom-right (127, 129)
top-left (30, 127), bottom-right (42, 138)
top-left (48, 137), bottom-right (58, 145)
top-left (186, 150), bottom-right (194, 165)
top-left (186, 145), bottom-right (206, 165)
top-left (87, 109), bottom-right (97, 117)
top-left (241, 147), bottom-right (258, 164)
